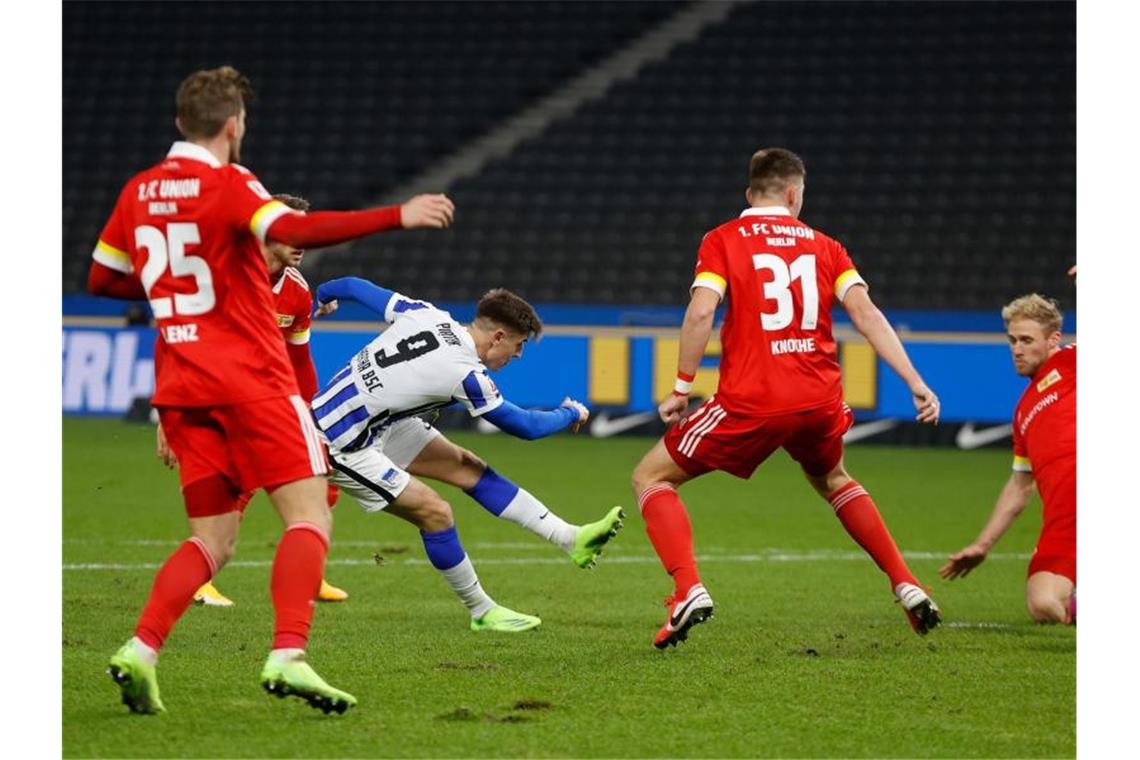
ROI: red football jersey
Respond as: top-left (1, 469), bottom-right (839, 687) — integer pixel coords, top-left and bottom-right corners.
top-left (692, 206), bottom-right (867, 416)
top-left (1012, 345), bottom-right (1076, 533)
top-left (272, 267), bottom-right (314, 347)
top-left (92, 142), bottom-right (300, 406)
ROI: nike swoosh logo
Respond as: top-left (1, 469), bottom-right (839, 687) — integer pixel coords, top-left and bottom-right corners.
top-left (590, 411), bottom-right (660, 438)
top-left (842, 419), bottom-right (899, 443)
top-left (538, 512), bottom-right (549, 520)
top-left (956, 423), bottom-right (1013, 450)
top-left (669, 594), bottom-right (706, 628)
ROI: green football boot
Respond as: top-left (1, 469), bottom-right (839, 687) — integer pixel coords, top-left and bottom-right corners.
top-left (470, 605), bottom-right (542, 632)
top-left (569, 506), bottom-right (626, 568)
top-left (107, 640), bottom-right (165, 715)
top-left (260, 654), bottom-right (357, 715)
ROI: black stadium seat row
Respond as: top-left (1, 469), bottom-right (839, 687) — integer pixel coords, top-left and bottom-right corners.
top-left (64, 1), bottom-right (1074, 313)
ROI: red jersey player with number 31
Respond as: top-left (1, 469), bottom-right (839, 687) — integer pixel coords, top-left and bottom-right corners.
top-left (87, 66), bottom-right (455, 715)
top-left (631, 148), bottom-right (943, 649)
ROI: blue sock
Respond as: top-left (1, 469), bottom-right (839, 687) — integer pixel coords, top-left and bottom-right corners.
top-left (420, 525), bottom-right (466, 570)
top-left (465, 466), bottom-right (520, 516)
top-left (419, 525), bottom-right (495, 617)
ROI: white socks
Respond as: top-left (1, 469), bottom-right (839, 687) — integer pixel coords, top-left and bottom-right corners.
top-left (440, 555), bottom-right (496, 619)
top-left (499, 488), bottom-right (578, 553)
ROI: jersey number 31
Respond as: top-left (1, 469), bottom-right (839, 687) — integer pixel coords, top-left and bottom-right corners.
top-left (753, 253), bottom-right (818, 331)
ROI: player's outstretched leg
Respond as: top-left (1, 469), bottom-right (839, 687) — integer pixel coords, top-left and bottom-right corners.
top-left (194, 581), bottom-right (234, 607)
top-left (108, 638), bottom-right (165, 715)
top-left (466, 466), bottom-right (626, 567)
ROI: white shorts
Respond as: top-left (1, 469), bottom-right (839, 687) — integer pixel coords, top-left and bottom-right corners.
top-left (327, 417), bottom-right (441, 513)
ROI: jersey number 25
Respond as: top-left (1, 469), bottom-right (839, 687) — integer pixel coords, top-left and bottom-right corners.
top-left (136, 223), bottom-right (214, 319)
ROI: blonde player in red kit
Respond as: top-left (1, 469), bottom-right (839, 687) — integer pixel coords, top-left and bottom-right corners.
top-left (940, 295), bottom-right (1076, 624)
top-left (88, 66), bottom-right (455, 714)
top-left (631, 148), bottom-right (943, 649)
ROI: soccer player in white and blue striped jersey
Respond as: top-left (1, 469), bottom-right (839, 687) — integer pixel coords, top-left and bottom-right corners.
top-left (310, 278), bottom-right (624, 632)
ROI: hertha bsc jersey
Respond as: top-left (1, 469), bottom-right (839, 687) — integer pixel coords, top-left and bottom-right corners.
top-left (311, 293), bottom-right (502, 452)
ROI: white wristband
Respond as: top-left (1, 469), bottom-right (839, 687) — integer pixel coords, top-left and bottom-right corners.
top-left (673, 377), bottom-right (693, 396)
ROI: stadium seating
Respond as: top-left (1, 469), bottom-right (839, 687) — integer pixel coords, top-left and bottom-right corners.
top-left (64, 1), bottom-right (1074, 313)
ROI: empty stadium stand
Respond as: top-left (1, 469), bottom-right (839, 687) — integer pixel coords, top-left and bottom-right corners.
top-left (64, 1), bottom-right (1075, 314)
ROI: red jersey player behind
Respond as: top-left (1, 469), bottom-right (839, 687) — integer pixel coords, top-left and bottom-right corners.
top-left (157, 193), bottom-right (348, 607)
top-left (940, 295), bottom-right (1076, 624)
top-left (88, 66), bottom-right (455, 714)
top-left (631, 148), bottom-right (943, 649)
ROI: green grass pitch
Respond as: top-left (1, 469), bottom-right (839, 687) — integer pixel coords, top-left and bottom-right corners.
top-left (63, 418), bottom-right (1074, 758)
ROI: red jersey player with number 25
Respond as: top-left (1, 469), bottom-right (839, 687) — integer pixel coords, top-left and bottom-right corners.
top-left (941, 295), bottom-right (1076, 625)
top-left (631, 148), bottom-right (943, 649)
top-left (88, 66), bottom-right (455, 715)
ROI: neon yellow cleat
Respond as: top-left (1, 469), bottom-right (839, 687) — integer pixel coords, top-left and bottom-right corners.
top-left (107, 639), bottom-right (165, 715)
top-left (317, 578), bottom-right (348, 602)
top-left (470, 605), bottom-right (542, 632)
top-left (260, 653), bottom-right (357, 715)
top-left (193, 581), bottom-right (234, 607)
top-left (570, 506), bottom-right (626, 568)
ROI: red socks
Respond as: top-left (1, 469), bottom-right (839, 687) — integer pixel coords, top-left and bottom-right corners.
top-left (638, 484), bottom-right (701, 597)
top-left (134, 537), bottom-right (216, 651)
top-left (828, 480), bottom-right (917, 589)
top-left (271, 522), bottom-right (329, 650)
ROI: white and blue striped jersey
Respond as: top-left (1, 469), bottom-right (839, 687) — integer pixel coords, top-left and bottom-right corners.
top-left (311, 293), bottom-right (503, 452)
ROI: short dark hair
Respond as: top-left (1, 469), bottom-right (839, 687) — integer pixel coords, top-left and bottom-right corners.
top-left (749, 147), bottom-right (806, 196)
top-left (475, 289), bottom-right (543, 340)
top-left (175, 65), bottom-right (254, 140)
top-left (273, 193), bottom-right (310, 212)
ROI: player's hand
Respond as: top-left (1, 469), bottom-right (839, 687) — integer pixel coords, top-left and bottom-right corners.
top-left (1067, 265), bottom-right (1076, 280)
top-left (400, 193), bottom-right (455, 229)
top-left (314, 299), bottom-right (339, 318)
top-left (658, 393), bottom-right (688, 426)
top-left (561, 397), bottom-right (589, 432)
top-left (939, 543), bottom-right (988, 580)
top-left (155, 422), bottom-right (178, 469)
top-left (910, 382), bottom-right (940, 425)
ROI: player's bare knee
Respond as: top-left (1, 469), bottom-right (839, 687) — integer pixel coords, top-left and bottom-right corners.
top-left (459, 447), bottom-right (488, 480)
top-left (420, 495), bottom-right (455, 533)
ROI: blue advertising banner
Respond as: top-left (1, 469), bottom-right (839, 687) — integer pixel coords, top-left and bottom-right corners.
top-left (61, 322), bottom-right (1038, 424)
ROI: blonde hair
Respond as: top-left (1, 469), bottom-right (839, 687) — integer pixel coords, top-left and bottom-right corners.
top-left (1001, 294), bottom-right (1062, 334)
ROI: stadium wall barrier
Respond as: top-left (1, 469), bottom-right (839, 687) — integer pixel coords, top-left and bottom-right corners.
top-left (62, 322), bottom-right (1044, 424)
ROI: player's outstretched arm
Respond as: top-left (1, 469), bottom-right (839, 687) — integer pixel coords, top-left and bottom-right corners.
top-left (315, 277), bottom-right (395, 316)
top-left (87, 260), bottom-right (147, 301)
top-left (842, 285), bottom-right (940, 424)
top-left (265, 194), bottom-right (455, 249)
top-left (482, 398), bottom-right (588, 441)
top-left (939, 470), bottom-right (1035, 580)
top-left (661, 287), bottom-right (720, 424)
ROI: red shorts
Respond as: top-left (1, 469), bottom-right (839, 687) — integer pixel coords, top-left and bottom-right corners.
top-left (1028, 515), bottom-right (1076, 584)
top-left (235, 482), bottom-right (339, 513)
top-left (664, 396), bottom-right (853, 479)
top-left (158, 394), bottom-right (328, 516)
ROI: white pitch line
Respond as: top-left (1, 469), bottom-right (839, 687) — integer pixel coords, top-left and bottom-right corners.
top-left (62, 550), bottom-right (1030, 571)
